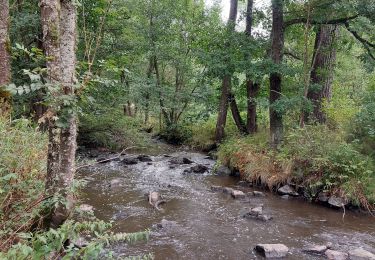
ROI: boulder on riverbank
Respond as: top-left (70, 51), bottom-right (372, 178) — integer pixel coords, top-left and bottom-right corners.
top-left (215, 166), bottom-right (231, 176)
top-left (255, 244), bottom-right (289, 258)
top-left (328, 196), bottom-right (348, 208)
top-left (277, 185), bottom-right (299, 197)
top-left (349, 248), bottom-right (375, 260)
top-left (325, 249), bottom-right (349, 260)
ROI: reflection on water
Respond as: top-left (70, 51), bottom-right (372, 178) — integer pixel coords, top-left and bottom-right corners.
top-left (78, 151), bottom-right (375, 259)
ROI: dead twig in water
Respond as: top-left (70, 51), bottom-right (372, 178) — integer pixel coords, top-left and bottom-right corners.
top-left (76, 146), bottom-right (138, 170)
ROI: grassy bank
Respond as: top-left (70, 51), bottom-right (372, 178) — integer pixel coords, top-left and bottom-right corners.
top-left (217, 125), bottom-right (375, 209)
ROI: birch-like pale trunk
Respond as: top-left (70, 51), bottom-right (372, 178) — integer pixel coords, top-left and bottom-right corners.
top-left (0, 0), bottom-right (11, 115)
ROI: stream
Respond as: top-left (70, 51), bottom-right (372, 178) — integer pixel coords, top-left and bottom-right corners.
top-left (78, 146), bottom-right (375, 259)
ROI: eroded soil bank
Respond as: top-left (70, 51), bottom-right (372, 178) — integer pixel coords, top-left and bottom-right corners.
top-left (77, 148), bottom-right (375, 259)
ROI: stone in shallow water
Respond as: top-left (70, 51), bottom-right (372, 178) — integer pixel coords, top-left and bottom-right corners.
top-left (277, 185), bottom-right (299, 196)
top-left (325, 249), bottom-right (349, 260)
top-left (328, 196), bottom-right (348, 208)
top-left (318, 191), bottom-right (330, 202)
top-left (137, 154), bottom-right (152, 162)
top-left (253, 191), bottom-right (266, 197)
top-left (79, 204), bottom-right (94, 213)
top-left (302, 245), bottom-right (328, 255)
top-left (231, 190), bottom-right (246, 199)
top-left (121, 157), bottom-right (138, 165)
top-left (169, 157), bottom-right (194, 165)
top-left (255, 244), bottom-right (289, 258)
top-left (349, 248), bottom-right (375, 260)
top-left (190, 164), bottom-right (208, 174)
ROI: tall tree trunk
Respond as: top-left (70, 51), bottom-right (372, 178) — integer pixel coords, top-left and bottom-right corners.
top-left (245, 0), bottom-right (260, 134)
top-left (215, 0), bottom-right (238, 142)
top-left (306, 24), bottom-right (337, 124)
top-left (41, 0), bottom-right (78, 228)
top-left (229, 93), bottom-right (247, 133)
top-left (269, 0), bottom-right (284, 148)
top-left (0, 0), bottom-right (11, 116)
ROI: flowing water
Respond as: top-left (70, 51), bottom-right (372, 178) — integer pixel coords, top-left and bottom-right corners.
top-left (78, 148), bottom-right (375, 259)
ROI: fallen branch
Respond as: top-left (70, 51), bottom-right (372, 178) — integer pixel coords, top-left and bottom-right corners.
top-left (76, 146), bottom-right (138, 170)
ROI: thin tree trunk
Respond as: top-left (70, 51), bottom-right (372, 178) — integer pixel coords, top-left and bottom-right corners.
top-left (41, 0), bottom-right (78, 228)
top-left (41, 0), bottom-right (62, 189)
top-left (306, 24), bottom-right (337, 124)
top-left (215, 0), bottom-right (238, 142)
top-left (0, 0), bottom-right (11, 115)
top-left (269, 0), bottom-right (284, 148)
top-left (229, 93), bottom-right (247, 133)
top-left (245, 0), bottom-right (259, 134)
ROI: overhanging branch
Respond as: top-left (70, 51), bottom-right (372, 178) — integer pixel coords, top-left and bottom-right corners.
top-left (344, 21), bottom-right (375, 60)
top-left (284, 14), bottom-right (359, 28)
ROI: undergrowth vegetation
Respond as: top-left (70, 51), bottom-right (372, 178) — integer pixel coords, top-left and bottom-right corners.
top-left (0, 117), bottom-right (151, 258)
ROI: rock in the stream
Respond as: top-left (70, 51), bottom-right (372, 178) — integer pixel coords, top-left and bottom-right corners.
top-left (277, 185), bottom-right (299, 197)
top-left (211, 185), bottom-right (224, 192)
top-left (255, 244), bottom-right (289, 258)
top-left (328, 196), bottom-right (348, 208)
top-left (349, 248), bottom-right (375, 260)
top-left (121, 157), bottom-right (138, 165)
top-left (190, 164), bottom-right (209, 174)
top-left (325, 249), bottom-right (349, 260)
top-left (137, 154), bottom-right (152, 162)
top-left (169, 157), bottom-right (194, 165)
top-left (223, 187), bottom-right (234, 194)
top-left (215, 166), bottom-right (231, 176)
top-left (231, 190), bottom-right (245, 199)
top-left (302, 245), bottom-right (328, 255)
top-left (253, 191), bottom-right (266, 197)
top-left (243, 206), bottom-right (273, 222)
top-left (281, 195), bottom-right (289, 199)
top-left (238, 181), bottom-right (253, 187)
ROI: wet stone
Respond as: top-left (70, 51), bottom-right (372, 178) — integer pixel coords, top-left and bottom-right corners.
top-left (277, 185), bottom-right (299, 197)
top-left (169, 157), bottom-right (194, 165)
top-left (231, 190), bottom-right (246, 199)
top-left (79, 204), bottom-right (94, 213)
top-left (325, 249), bottom-right (349, 260)
top-left (109, 178), bottom-right (122, 187)
top-left (190, 164), bottom-right (209, 174)
top-left (328, 196), bottom-right (348, 208)
top-left (302, 245), bottom-right (328, 255)
top-left (255, 244), bottom-right (289, 258)
top-left (349, 248), bottom-right (375, 260)
top-left (238, 181), bottom-right (253, 187)
top-left (121, 157), bottom-right (138, 165)
top-left (253, 191), bottom-right (266, 197)
top-left (137, 154), bottom-right (152, 162)
top-left (281, 195), bottom-right (289, 199)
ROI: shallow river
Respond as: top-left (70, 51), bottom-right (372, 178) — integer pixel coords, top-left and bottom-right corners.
top-left (78, 149), bottom-right (375, 259)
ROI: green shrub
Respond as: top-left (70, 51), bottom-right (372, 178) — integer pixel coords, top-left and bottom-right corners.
top-left (78, 108), bottom-right (150, 151)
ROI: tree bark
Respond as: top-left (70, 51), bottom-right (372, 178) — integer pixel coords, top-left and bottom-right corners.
top-left (306, 24), bottom-right (338, 124)
top-left (215, 0), bottom-right (238, 142)
top-left (245, 0), bottom-right (259, 134)
top-left (41, 0), bottom-right (78, 228)
top-left (0, 0), bottom-right (11, 115)
top-left (229, 93), bottom-right (247, 133)
top-left (269, 0), bottom-right (284, 148)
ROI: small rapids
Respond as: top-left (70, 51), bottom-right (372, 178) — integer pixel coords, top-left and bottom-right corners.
top-left (78, 150), bottom-right (375, 259)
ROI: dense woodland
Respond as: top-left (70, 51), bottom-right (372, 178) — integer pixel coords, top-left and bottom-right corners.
top-left (0, 0), bottom-right (375, 258)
